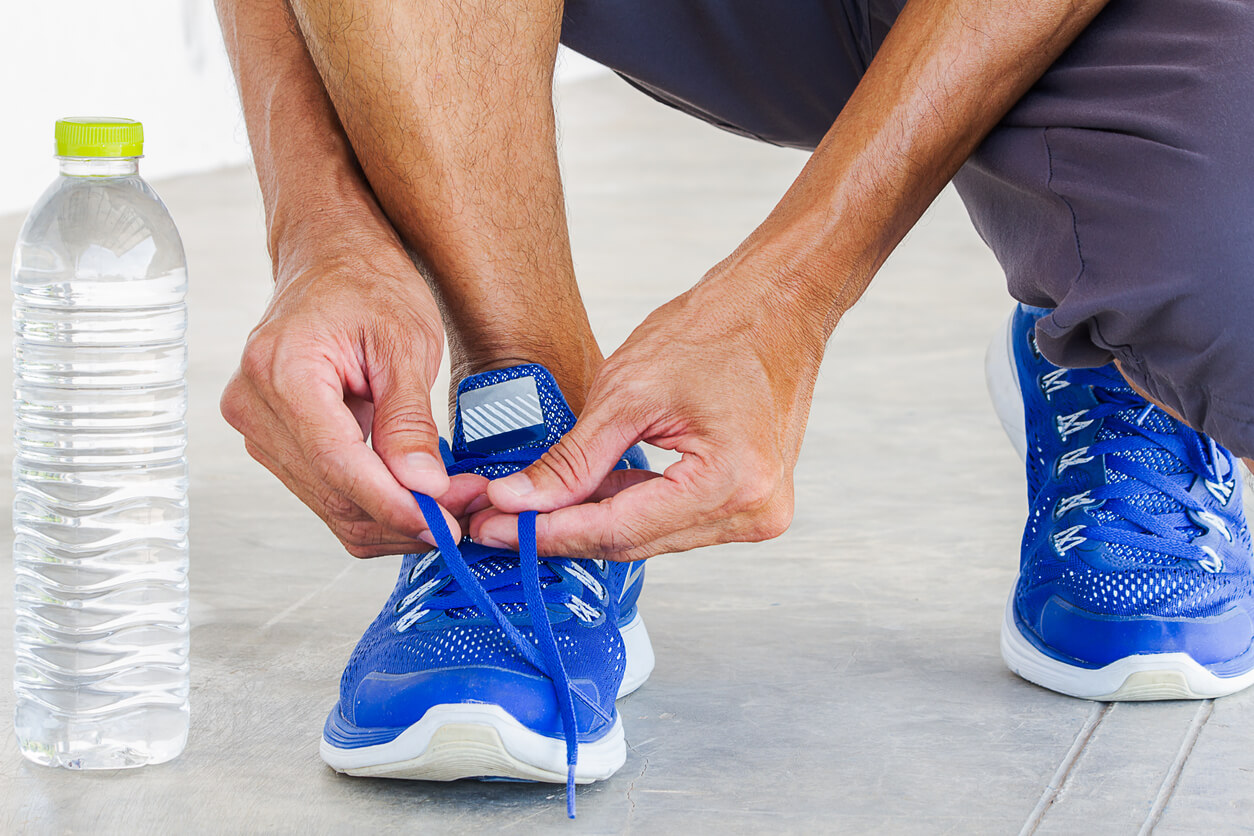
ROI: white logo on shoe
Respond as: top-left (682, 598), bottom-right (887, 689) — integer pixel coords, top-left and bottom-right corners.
top-left (1056, 490), bottom-right (1095, 517)
top-left (1205, 478), bottom-right (1236, 505)
top-left (459, 377), bottom-right (545, 442)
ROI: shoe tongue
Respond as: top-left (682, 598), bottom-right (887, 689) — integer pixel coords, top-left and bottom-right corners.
top-left (452, 364), bottom-right (575, 459)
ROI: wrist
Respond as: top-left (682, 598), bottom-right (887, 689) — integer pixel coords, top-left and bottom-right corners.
top-left (710, 181), bottom-right (895, 343)
top-left (268, 191), bottom-right (413, 291)
top-left (699, 228), bottom-right (863, 351)
top-left (262, 142), bottom-right (402, 265)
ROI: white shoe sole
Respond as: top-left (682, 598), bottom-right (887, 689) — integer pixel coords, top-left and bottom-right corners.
top-left (986, 310), bottom-right (1254, 701)
top-left (320, 704), bottom-right (626, 783)
top-left (1001, 596), bottom-right (1254, 700)
top-left (321, 614), bottom-right (653, 782)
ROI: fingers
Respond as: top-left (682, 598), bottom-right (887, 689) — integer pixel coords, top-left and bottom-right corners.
top-left (472, 456), bottom-right (792, 561)
top-left (487, 405), bottom-right (641, 512)
top-left (442, 472), bottom-right (492, 517)
top-left (468, 466), bottom-right (658, 550)
top-left (243, 423), bottom-right (446, 557)
top-left (281, 366), bottom-right (435, 531)
top-left (466, 271), bottom-right (817, 563)
top-left (218, 246), bottom-right (462, 560)
top-left (224, 364), bottom-right (456, 558)
top-left (583, 467), bottom-right (662, 501)
top-left (367, 336), bottom-right (450, 497)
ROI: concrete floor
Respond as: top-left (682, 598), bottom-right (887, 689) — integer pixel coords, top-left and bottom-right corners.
top-left (3, 74), bottom-right (1253, 835)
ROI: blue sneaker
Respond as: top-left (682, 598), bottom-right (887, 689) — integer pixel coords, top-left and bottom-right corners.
top-left (319, 364), bottom-right (654, 815)
top-left (986, 305), bottom-right (1254, 700)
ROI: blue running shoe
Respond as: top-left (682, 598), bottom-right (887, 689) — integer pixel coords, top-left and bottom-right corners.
top-left (320, 364), bottom-right (654, 815)
top-left (986, 304), bottom-right (1254, 700)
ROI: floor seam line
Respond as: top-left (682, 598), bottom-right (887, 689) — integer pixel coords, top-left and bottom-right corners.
top-left (260, 562), bottom-right (353, 630)
top-left (1137, 699), bottom-right (1214, 836)
top-left (1018, 701), bottom-right (1113, 836)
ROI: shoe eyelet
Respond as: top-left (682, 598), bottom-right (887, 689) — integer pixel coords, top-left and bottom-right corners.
top-left (1199, 546), bottom-right (1224, 573)
top-left (1190, 508), bottom-right (1234, 543)
top-left (1204, 478), bottom-right (1237, 506)
top-left (395, 607), bottom-right (426, 632)
top-left (1026, 330), bottom-right (1043, 360)
top-left (1038, 368), bottom-right (1070, 397)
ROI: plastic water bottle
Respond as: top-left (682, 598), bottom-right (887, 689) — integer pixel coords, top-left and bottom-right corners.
top-left (11, 118), bottom-right (189, 768)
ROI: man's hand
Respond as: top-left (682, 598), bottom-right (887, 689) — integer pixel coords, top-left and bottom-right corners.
top-left (471, 264), bottom-right (827, 561)
top-left (220, 231), bottom-right (485, 558)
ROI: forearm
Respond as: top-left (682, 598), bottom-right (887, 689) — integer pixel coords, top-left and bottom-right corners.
top-left (215, 0), bottom-right (401, 277)
top-left (710, 0), bottom-right (1111, 338)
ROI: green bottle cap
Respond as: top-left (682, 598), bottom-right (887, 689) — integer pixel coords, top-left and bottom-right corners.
top-left (54, 117), bottom-right (144, 158)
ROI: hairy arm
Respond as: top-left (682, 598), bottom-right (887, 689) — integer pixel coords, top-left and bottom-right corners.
top-left (215, 0), bottom-right (386, 267)
top-left (480, 0), bottom-right (1113, 559)
top-left (216, 0), bottom-right (480, 557)
top-left (724, 0), bottom-right (1107, 330)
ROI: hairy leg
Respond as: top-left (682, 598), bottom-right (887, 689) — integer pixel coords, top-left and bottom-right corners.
top-left (287, 0), bottom-right (600, 413)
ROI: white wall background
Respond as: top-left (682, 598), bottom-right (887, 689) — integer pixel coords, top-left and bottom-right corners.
top-left (1, 1), bottom-right (606, 217)
top-left (3, 2), bottom-right (248, 216)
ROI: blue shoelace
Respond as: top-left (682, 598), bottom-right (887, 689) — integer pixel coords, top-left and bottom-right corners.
top-left (1056, 366), bottom-right (1234, 567)
top-left (410, 446), bottom-right (607, 818)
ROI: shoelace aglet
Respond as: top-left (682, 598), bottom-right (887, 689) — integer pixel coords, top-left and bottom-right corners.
top-left (566, 765), bottom-right (576, 818)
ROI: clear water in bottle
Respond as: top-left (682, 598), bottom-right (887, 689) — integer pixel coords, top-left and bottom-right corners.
top-left (11, 118), bottom-right (189, 768)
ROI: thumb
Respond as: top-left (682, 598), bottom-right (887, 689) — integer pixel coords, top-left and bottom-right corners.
top-left (489, 405), bottom-right (637, 512)
top-left (371, 382), bottom-right (449, 497)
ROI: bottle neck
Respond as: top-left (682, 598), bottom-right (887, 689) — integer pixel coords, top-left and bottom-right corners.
top-left (57, 156), bottom-right (140, 177)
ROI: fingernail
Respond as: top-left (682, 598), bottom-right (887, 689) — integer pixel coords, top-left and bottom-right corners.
top-left (477, 534), bottom-right (509, 549)
top-left (406, 452), bottom-right (443, 474)
top-left (497, 472), bottom-right (534, 497)
top-left (417, 529), bottom-right (437, 547)
top-left (400, 452), bottom-right (448, 493)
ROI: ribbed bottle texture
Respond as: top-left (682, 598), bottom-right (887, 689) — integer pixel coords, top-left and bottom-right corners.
top-left (11, 154), bottom-right (189, 768)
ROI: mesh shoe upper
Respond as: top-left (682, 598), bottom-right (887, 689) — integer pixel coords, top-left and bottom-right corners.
top-left (333, 542), bottom-right (626, 738)
top-left (1009, 305), bottom-right (1254, 671)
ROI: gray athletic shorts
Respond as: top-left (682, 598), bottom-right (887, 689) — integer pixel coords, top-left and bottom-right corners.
top-left (561, 0), bottom-right (1254, 458)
